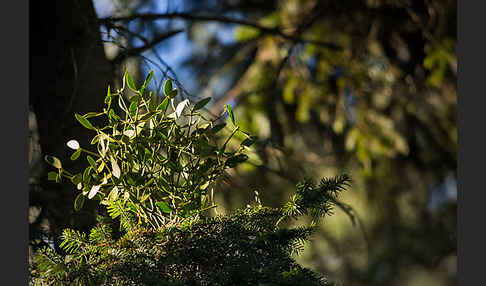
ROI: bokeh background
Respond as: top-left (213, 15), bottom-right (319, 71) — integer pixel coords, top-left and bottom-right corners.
top-left (29, 1), bottom-right (456, 285)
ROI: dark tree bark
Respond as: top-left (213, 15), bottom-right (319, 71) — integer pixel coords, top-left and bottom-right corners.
top-left (30, 0), bottom-right (112, 249)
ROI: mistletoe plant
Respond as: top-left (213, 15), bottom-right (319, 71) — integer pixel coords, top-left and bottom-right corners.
top-left (33, 71), bottom-right (353, 285)
top-left (44, 70), bottom-right (252, 229)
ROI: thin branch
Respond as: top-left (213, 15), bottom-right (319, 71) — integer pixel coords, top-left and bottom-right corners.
top-left (111, 29), bottom-right (184, 64)
top-left (109, 24), bottom-right (150, 45)
top-left (99, 12), bottom-right (341, 50)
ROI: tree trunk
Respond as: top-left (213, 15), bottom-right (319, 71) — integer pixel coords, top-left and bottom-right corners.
top-left (30, 0), bottom-right (112, 249)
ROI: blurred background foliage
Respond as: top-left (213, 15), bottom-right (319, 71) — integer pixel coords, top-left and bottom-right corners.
top-left (29, 0), bottom-right (456, 285)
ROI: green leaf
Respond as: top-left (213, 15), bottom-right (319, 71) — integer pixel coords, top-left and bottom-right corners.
top-left (126, 175), bottom-right (136, 186)
top-left (148, 91), bottom-right (157, 111)
top-left (129, 100), bottom-right (138, 117)
top-left (193, 97), bottom-right (211, 111)
top-left (74, 193), bottom-right (85, 211)
top-left (126, 71), bottom-right (136, 90)
top-left (45, 155), bottom-right (62, 169)
top-left (108, 109), bottom-right (120, 122)
top-left (142, 70), bottom-right (154, 89)
top-left (47, 171), bottom-right (58, 181)
top-left (168, 89), bottom-right (178, 98)
top-left (105, 85), bottom-right (112, 104)
top-left (75, 114), bottom-right (95, 130)
top-left (71, 173), bottom-right (83, 185)
top-left (156, 201), bottom-right (173, 213)
top-left (225, 104), bottom-right (236, 126)
top-left (83, 167), bottom-right (92, 183)
top-left (87, 156), bottom-right (97, 170)
top-left (70, 149), bottom-right (81, 160)
top-left (164, 78), bottom-right (173, 96)
top-left (157, 97), bottom-right (169, 112)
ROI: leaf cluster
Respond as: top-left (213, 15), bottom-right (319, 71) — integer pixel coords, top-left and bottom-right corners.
top-left (45, 70), bottom-right (252, 229)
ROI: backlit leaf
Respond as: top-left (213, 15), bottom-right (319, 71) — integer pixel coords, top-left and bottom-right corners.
top-left (125, 71), bottom-right (136, 90)
top-left (225, 104), bottom-right (236, 126)
top-left (157, 97), bottom-right (169, 112)
top-left (164, 78), bottom-right (173, 96)
top-left (193, 97), bottom-right (211, 111)
top-left (129, 100), bottom-right (138, 117)
top-left (142, 70), bottom-right (153, 89)
top-left (175, 99), bottom-right (189, 118)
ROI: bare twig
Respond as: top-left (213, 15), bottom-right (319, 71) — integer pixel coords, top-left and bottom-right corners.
top-left (99, 12), bottom-right (341, 50)
top-left (111, 29), bottom-right (184, 64)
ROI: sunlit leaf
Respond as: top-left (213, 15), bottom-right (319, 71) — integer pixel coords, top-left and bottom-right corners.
top-left (123, 129), bottom-right (135, 138)
top-left (45, 155), bottom-right (62, 169)
top-left (97, 160), bottom-right (105, 173)
top-left (225, 104), bottom-right (236, 126)
top-left (111, 156), bottom-right (121, 179)
top-left (88, 185), bottom-right (101, 199)
top-left (67, 140), bottom-right (80, 150)
top-left (175, 99), bottom-right (189, 118)
top-left (108, 186), bottom-right (119, 201)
